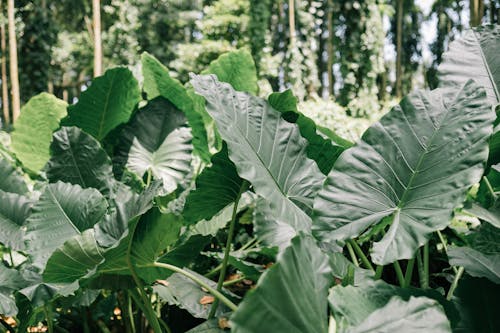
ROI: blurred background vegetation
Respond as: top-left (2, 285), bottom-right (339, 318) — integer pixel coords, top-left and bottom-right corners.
top-left (0, 0), bottom-right (498, 141)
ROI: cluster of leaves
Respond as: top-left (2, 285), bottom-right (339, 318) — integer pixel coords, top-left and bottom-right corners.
top-left (0, 25), bottom-right (499, 333)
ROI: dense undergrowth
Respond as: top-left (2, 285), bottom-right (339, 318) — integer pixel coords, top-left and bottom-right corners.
top-left (0, 25), bottom-right (499, 333)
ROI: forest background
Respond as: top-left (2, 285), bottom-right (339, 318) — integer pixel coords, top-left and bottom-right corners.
top-left (0, 0), bottom-right (498, 141)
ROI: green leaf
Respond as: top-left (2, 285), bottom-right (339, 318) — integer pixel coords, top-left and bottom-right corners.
top-left (46, 127), bottom-right (115, 195)
top-left (0, 190), bottom-right (32, 251)
top-left (63, 67), bottom-right (141, 141)
top-left (191, 74), bottom-right (325, 236)
top-left (185, 317), bottom-right (227, 333)
top-left (253, 197), bottom-right (297, 251)
top-left (448, 223), bottom-right (500, 284)
top-left (0, 263), bottom-right (29, 316)
top-left (11, 93), bottom-right (67, 172)
top-left (202, 49), bottom-right (258, 95)
top-left (24, 181), bottom-right (108, 269)
top-left (438, 25), bottom-right (500, 106)
top-left (337, 296), bottom-right (451, 333)
top-left (116, 97), bottom-right (193, 194)
top-left (476, 163), bottom-right (500, 209)
top-left (313, 81), bottom-right (495, 265)
top-left (154, 270), bottom-right (232, 319)
top-left (0, 157), bottom-right (28, 194)
top-left (183, 144), bottom-right (244, 224)
top-left (231, 235), bottom-right (331, 333)
top-left (268, 89), bottom-right (349, 174)
top-left (452, 277), bottom-right (500, 332)
top-left (142, 52), bottom-right (210, 162)
top-left (43, 229), bottom-right (104, 284)
top-left (328, 280), bottom-right (458, 330)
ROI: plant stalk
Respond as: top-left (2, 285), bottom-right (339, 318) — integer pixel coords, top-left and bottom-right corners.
top-left (436, 230), bottom-right (458, 274)
top-left (223, 275), bottom-right (247, 287)
top-left (393, 261), bottom-right (405, 287)
top-left (483, 176), bottom-right (498, 200)
top-left (345, 242), bottom-right (359, 267)
top-left (126, 219), bottom-right (162, 333)
top-left (348, 239), bottom-right (374, 271)
top-left (423, 242), bottom-right (429, 289)
top-left (44, 305), bottom-right (54, 333)
top-left (404, 258), bottom-right (415, 287)
top-left (151, 262), bottom-right (238, 312)
top-left (446, 266), bottom-right (464, 300)
top-left (208, 182), bottom-right (247, 319)
top-left (375, 265), bottom-right (384, 279)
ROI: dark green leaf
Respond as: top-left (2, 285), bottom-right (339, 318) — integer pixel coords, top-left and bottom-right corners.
top-left (269, 89), bottom-right (348, 174)
top-left (231, 235), bottom-right (331, 333)
top-left (0, 190), bottom-right (32, 251)
top-left (46, 126), bottom-right (116, 195)
top-left (313, 81), bottom-right (495, 265)
top-left (0, 157), bottom-right (28, 194)
top-left (142, 52), bottom-right (210, 162)
top-left (63, 68), bottom-right (141, 141)
top-left (24, 181), bottom-right (108, 269)
top-left (115, 97), bottom-right (193, 194)
top-left (183, 144), bottom-right (244, 224)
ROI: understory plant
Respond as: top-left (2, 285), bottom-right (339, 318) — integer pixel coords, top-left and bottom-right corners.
top-left (0, 26), bottom-right (499, 333)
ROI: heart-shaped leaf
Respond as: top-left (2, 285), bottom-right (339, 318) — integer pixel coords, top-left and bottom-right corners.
top-left (313, 81), bottom-right (494, 265)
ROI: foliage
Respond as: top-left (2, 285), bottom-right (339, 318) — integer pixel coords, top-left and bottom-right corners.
top-left (0, 26), bottom-right (499, 333)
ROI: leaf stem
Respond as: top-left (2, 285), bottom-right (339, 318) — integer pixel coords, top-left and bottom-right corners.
top-left (208, 181), bottom-right (247, 319)
top-left (375, 265), bottom-right (384, 279)
top-left (146, 168), bottom-right (152, 188)
top-left (348, 239), bottom-right (374, 271)
top-left (205, 263), bottom-right (222, 278)
top-left (404, 258), bottom-right (415, 287)
top-left (436, 230), bottom-right (458, 274)
top-left (126, 219), bottom-right (162, 333)
top-left (393, 261), bottom-right (405, 287)
top-left (151, 262), bottom-right (238, 312)
top-left (127, 291), bottom-right (136, 333)
top-left (44, 304), bottom-right (54, 333)
top-left (446, 266), bottom-right (464, 300)
top-left (423, 242), bottom-right (429, 289)
top-left (483, 176), bottom-right (498, 200)
top-left (223, 275), bottom-right (246, 287)
top-left (345, 242), bottom-right (359, 267)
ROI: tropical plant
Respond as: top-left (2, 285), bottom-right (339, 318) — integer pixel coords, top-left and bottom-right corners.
top-left (0, 25), bottom-right (499, 333)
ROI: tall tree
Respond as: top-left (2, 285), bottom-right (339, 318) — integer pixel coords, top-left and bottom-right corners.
top-left (7, 0), bottom-right (19, 121)
top-left (395, 0), bottom-right (403, 98)
top-left (470, 0), bottom-right (485, 26)
top-left (0, 0), bottom-right (8, 126)
top-left (93, 0), bottom-right (102, 77)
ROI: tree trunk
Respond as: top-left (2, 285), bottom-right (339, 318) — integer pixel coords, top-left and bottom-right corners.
top-left (7, 0), bottom-right (19, 121)
top-left (93, 0), bottom-right (102, 77)
top-left (288, 0), bottom-right (296, 46)
top-left (470, 0), bottom-right (484, 26)
top-left (326, 0), bottom-right (334, 97)
top-left (395, 0), bottom-right (403, 98)
top-left (1, 0), bottom-right (9, 126)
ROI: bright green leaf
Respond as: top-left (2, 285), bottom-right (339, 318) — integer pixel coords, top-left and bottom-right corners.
top-left (63, 68), bottom-right (140, 141)
top-left (11, 93), bottom-right (67, 172)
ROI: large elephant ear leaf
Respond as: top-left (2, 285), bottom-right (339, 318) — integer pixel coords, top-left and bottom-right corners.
top-left (142, 52), bottom-right (210, 163)
top-left (11, 93), bottom-right (67, 173)
top-left (115, 97), bottom-right (193, 194)
top-left (438, 25), bottom-right (500, 106)
top-left (231, 235), bottom-right (331, 333)
top-left (24, 181), bottom-right (108, 269)
top-left (63, 67), bottom-right (141, 141)
top-left (46, 126), bottom-right (116, 196)
top-left (313, 81), bottom-right (495, 265)
top-left (191, 74), bottom-right (325, 234)
top-left (0, 263), bottom-right (29, 316)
